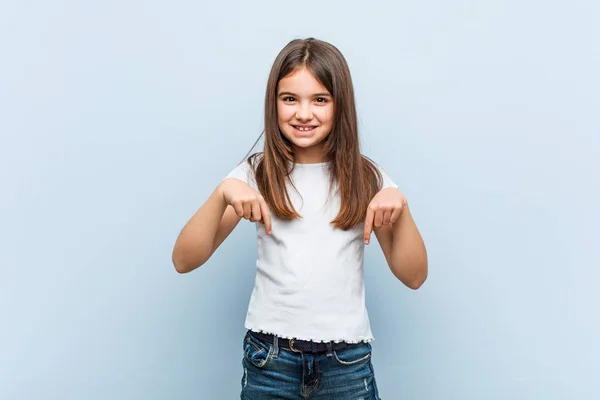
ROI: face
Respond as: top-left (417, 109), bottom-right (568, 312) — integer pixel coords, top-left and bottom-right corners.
top-left (277, 67), bottom-right (335, 164)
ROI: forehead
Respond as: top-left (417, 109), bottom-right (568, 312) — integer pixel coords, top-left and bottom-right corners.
top-left (277, 67), bottom-right (330, 94)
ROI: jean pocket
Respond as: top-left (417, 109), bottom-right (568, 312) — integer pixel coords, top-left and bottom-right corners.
top-left (243, 332), bottom-right (273, 368)
top-left (332, 342), bottom-right (372, 366)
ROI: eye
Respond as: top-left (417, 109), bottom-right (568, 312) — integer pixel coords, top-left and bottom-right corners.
top-left (315, 97), bottom-right (329, 103)
top-left (282, 96), bottom-right (296, 102)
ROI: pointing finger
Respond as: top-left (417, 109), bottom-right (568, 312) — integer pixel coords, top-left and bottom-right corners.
top-left (259, 196), bottom-right (272, 234)
top-left (364, 206), bottom-right (374, 244)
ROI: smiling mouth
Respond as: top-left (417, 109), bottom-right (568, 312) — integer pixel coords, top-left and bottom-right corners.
top-left (293, 125), bottom-right (317, 131)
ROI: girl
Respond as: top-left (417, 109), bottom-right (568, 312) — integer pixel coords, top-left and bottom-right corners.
top-left (172, 38), bottom-right (427, 399)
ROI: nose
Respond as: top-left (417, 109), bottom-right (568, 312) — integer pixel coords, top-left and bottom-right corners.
top-left (295, 102), bottom-right (313, 122)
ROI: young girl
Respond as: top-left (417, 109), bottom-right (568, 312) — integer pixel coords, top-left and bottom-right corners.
top-left (172, 38), bottom-right (427, 399)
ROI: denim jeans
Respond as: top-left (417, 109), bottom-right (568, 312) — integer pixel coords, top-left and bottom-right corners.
top-left (240, 331), bottom-right (381, 399)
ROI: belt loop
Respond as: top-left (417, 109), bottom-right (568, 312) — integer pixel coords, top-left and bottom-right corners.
top-left (273, 335), bottom-right (279, 358)
top-left (289, 338), bottom-right (304, 353)
top-left (326, 341), bottom-right (333, 357)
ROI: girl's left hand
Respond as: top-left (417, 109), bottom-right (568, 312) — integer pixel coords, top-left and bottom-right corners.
top-left (364, 188), bottom-right (407, 245)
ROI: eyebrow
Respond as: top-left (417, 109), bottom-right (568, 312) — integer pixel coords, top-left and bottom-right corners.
top-left (278, 91), bottom-right (332, 97)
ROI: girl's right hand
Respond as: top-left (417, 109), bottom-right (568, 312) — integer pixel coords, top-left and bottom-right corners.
top-left (219, 178), bottom-right (272, 234)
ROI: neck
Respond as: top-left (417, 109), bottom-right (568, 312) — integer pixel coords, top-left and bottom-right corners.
top-left (293, 146), bottom-right (327, 164)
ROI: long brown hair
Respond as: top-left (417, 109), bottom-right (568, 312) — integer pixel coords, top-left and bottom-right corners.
top-left (247, 38), bottom-right (383, 230)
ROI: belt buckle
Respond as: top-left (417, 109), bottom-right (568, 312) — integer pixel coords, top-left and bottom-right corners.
top-left (288, 338), bottom-right (302, 353)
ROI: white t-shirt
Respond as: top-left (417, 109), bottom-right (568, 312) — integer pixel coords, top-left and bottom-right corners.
top-left (225, 158), bottom-right (398, 343)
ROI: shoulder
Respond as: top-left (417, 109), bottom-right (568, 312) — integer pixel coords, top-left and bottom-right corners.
top-left (248, 152), bottom-right (264, 168)
top-left (361, 155), bottom-right (398, 190)
top-left (224, 152), bottom-right (263, 186)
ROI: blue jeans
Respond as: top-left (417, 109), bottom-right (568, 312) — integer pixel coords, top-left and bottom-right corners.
top-left (240, 331), bottom-right (382, 399)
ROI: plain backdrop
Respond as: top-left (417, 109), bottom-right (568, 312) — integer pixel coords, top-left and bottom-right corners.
top-left (1, 0), bottom-right (598, 399)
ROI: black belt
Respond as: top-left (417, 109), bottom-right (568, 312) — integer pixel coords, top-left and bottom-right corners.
top-left (249, 331), bottom-right (349, 354)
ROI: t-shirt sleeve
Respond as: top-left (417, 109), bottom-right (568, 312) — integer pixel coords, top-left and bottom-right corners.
top-left (376, 163), bottom-right (399, 190)
top-left (224, 160), bottom-right (258, 190)
top-left (225, 161), bottom-right (250, 183)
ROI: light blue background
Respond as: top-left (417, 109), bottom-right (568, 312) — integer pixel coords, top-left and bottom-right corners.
top-left (1, 0), bottom-right (598, 399)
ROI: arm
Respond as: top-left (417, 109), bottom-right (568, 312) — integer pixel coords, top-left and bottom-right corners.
top-left (172, 178), bottom-right (272, 274)
top-left (374, 204), bottom-right (428, 289)
top-left (172, 185), bottom-right (241, 274)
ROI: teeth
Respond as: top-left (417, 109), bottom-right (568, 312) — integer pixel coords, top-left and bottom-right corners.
top-left (297, 126), bottom-right (314, 131)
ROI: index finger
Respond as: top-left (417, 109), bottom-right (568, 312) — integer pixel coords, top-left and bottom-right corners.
top-left (364, 207), bottom-right (374, 244)
top-left (259, 197), bottom-right (272, 234)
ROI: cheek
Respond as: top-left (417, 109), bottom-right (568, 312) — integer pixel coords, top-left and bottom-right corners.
top-left (317, 106), bottom-right (335, 126)
top-left (277, 104), bottom-right (294, 123)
